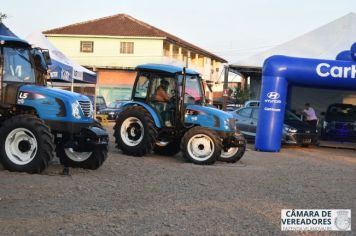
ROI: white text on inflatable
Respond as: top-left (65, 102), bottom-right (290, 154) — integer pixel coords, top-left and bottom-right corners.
top-left (316, 63), bottom-right (356, 79)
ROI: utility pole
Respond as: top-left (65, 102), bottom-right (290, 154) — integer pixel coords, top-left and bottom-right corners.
top-left (222, 65), bottom-right (229, 111)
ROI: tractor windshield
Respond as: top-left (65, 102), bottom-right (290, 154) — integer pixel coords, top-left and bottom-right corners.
top-left (2, 47), bottom-right (36, 83)
top-left (178, 74), bottom-right (204, 105)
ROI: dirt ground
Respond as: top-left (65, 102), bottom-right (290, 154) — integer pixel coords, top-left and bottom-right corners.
top-left (0, 123), bottom-right (355, 236)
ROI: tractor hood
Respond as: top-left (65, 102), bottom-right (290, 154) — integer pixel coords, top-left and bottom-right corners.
top-left (185, 104), bottom-right (236, 132)
top-left (19, 85), bottom-right (90, 103)
top-left (17, 85), bottom-right (93, 123)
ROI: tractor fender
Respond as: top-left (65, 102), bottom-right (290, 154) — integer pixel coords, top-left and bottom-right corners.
top-left (121, 101), bottom-right (162, 128)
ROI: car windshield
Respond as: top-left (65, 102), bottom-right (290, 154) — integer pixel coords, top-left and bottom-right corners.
top-left (285, 110), bottom-right (301, 121)
top-left (108, 102), bottom-right (122, 108)
top-left (96, 97), bottom-right (106, 105)
top-left (326, 104), bottom-right (356, 122)
top-left (2, 47), bottom-right (36, 83)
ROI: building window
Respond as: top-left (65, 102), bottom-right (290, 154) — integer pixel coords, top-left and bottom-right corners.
top-left (80, 41), bottom-right (94, 53)
top-left (120, 42), bottom-right (134, 54)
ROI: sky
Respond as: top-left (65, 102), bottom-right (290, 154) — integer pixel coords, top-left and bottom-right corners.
top-left (1, 0), bottom-right (355, 63)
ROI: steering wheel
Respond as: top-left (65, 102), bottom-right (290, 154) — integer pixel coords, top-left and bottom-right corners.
top-left (169, 96), bottom-right (176, 103)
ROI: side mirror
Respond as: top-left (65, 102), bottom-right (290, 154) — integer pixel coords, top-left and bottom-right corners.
top-left (41, 49), bottom-right (52, 66)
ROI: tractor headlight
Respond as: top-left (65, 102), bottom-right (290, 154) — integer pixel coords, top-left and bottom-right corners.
top-left (224, 118), bottom-right (236, 131)
top-left (72, 102), bottom-right (81, 119)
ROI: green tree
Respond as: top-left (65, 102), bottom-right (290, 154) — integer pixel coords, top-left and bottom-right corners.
top-left (231, 86), bottom-right (251, 105)
top-left (0, 12), bottom-right (8, 22)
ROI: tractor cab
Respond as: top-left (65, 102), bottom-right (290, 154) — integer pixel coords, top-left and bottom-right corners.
top-left (132, 64), bottom-right (205, 128)
top-left (0, 36), bottom-right (50, 105)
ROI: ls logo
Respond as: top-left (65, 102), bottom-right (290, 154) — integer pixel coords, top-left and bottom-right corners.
top-left (267, 92), bottom-right (280, 100)
top-left (17, 92), bottom-right (29, 105)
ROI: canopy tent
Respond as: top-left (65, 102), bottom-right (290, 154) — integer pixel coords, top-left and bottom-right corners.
top-left (234, 12), bottom-right (356, 67)
top-left (0, 22), bottom-right (18, 37)
top-left (26, 32), bottom-right (96, 84)
top-left (229, 12), bottom-right (356, 115)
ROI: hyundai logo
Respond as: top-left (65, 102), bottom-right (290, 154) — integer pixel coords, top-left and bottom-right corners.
top-left (267, 92), bottom-right (280, 100)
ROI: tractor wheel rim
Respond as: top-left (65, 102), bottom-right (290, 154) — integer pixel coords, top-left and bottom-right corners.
top-left (5, 128), bottom-right (38, 165)
top-left (220, 147), bottom-right (239, 158)
top-left (64, 148), bottom-right (92, 162)
top-left (187, 134), bottom-right (214, 161)
top-left (120, 117), bottom-right (144, 146)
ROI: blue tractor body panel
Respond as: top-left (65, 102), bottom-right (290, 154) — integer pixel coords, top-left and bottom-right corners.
top-left (17, 85), bottom-right (93, 124)
top-left (185, 104), bottom-right (236, 132)
top-left (121, 101), bottom-right (162, 128)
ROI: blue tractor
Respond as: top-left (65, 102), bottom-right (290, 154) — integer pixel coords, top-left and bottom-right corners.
top-left (114, 64), bottom-right (246, 164)
top-left (0, 35), bottom-right (108, 173)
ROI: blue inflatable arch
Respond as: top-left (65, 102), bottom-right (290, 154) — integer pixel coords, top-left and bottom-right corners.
top-left (256, 42), bottom-right (356, 152)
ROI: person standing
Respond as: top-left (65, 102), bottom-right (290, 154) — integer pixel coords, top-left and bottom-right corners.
top-left (303, 103), bottom-right (318, 128)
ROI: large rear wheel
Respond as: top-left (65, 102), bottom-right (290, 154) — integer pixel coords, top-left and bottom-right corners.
top-left (114, 106), bottom-right (157, 156)
top-left (0, 115), bottom-right (54, 173)
top-left (181, 127), bottom-right (221, 165)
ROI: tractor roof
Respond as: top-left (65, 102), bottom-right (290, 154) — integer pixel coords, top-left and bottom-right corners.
top-left (136, 64), bottom-right (200, 75)
top-left (0, 35), bottom-right (30, 47)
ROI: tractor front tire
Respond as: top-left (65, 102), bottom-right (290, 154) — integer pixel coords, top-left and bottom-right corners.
top-left (56, 122), bottom-right (108, 169)
top-left (181, 127), bottom-right (222, 165)
top-left (56, 145), bottom-right (108, 170)
top-left (114, 106), bottom-right (157, 156)
top-left (219, 146), bottom-right (245, 163)
top-left (0, 115), bottom-right (54, 173)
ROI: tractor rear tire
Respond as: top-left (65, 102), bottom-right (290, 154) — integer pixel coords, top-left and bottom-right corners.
top-left (56, 122), bottom-right (108, 169)
top-left (114, 106), bottom-right (157, 156)
top-left (219, 146), bottom-right (245, 163)
top-left (0, 115), bottom-right (54, 173)
top-left (181, 127), bottom-right (222, 165)
top-left (153, 139), bottom-right (181, 156)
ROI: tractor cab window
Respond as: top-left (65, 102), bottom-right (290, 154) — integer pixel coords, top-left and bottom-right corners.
top-left (134, 74), bottom-right (149, 99)
top-left (3, 47), bottom-right (35, 83)
top-left (179, 75), bottom-right (204, 105)
top-left (149, 75), bottom-right (176, 127)
top-left (150, 75), bottom-right (176, 102)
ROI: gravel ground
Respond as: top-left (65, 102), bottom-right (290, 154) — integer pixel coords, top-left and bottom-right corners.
top-left (0, 123), bottom-right (355, 236)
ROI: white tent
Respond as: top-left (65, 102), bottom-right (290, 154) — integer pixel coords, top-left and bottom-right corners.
top-left (234, 12), bottom-right (356, 67)
top-left (231, 12), bottom-right (356, 117)
top-left (26, 32), bottom-right (96, 85)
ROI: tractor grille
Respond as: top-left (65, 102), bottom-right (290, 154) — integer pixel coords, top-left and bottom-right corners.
top-left (78, 101), bottom-right (92, 117)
